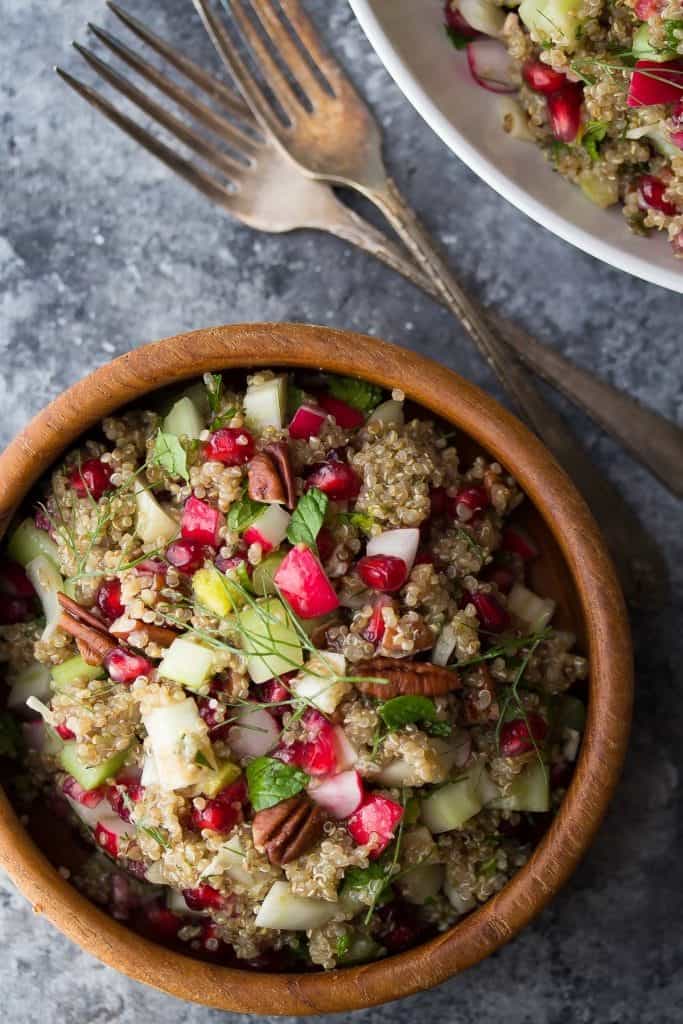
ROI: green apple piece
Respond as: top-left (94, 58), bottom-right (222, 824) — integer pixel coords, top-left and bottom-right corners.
top-left (201, 760), bottom-right (241, 798)
top-left (60, 741), bottom-right (130, 791)
top-left (7, 518), bottom-right (59, 567)
top-left (51, 656), bottom-right (105, 692)
top-left (254, 881), bottom-right (338, 930)
top-left (158, 636), bottom-right (218, 693)
top-left (632, 22), bottom-right (675, 61)
top-left (163, 395), bottom-right (204, 439)
top-left (518, 0), bottom-right (580, 48)
top-left (8, 664), bottom-right (52, 713)
top-left (25, 554), bottom-right (64, 641)
top-left (488, 759), bottom-right (550, 813)
top-left (579, 170), bottom-right (619, 209)
top-left (421, 766), bottom-right (489, 833)
top-left (239, 597), bottom-right (304, 683)
top-left (397, 863), bottom-right (445, 905)
top-left (243, 375), bottom-right (287, 431)
top-left (250, 550), bottom-right (287, 597)
top-left (134, 486), bottom-right (178, 545)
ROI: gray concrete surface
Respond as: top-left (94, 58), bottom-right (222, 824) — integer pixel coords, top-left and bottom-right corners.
top-left (1, 1), bottom-right (681, 1021)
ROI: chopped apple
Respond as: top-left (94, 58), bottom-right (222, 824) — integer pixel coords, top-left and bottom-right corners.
top-left (203, 836), bottom-right (256, 888)
top-left (239, 597), bottom-right (304, 683)
top-left (163, 395), bottom-right (204, 439)
top-left (242, 504), bottom-right (290, 553)
top-left (244, 375), bottom-right (287, 431)
top-left (250, 549), bottom-right (287, 596)
top-left (158, 636), bottom-right (219, 694)
top-left (398, 863), bottom-right (445, 905)
top-left (444, 880), bottom-right (477, 915)
top-left (255, 881), bottom-right (338, 930)
top-left (201, 760), bottom-right (241, 799)
top-left (134, 486), bottom-right (178, 545)
top-left (274, 545), bottom-right (339, 619)
top-left (367, 399), bottom-right (404, 427)
top-left (25, 554), bottom-right (64, 641)
top-left (366, 528), bottom-right (420, 572)
top-left (290, 651), bottom-right (349, 714)
top-left (7, 518), bottom-right (59, 567)
top-left (143, 698), bottom-right (214, 790)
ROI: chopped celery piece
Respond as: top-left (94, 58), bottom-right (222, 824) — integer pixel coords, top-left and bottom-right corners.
top-left (488, 759), bottom-right (550, 812)
top-left (7, 518), bottom-right (59, 568)
top-left (51, 656), bottom-right (105, 692)
top-left (59, 742), bottom-right (130, 790)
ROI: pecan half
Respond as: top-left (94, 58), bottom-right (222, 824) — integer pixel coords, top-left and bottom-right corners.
top-left (247, 452), bottom-right (286, 505)
top-left (353, 657), bottom-right (461, 699)
top-left (379, 620), bottom-right (435, 659)
top-left (264, 442), bottom-right (296, 510)
top-left (109, 617), bottom-right (178, 648)
top-left (57, 593), bottom-right (106, 632)
top-left (58, 612), bottom-right (117, 664)
top-left (252, 794), bottom-right (326, 866)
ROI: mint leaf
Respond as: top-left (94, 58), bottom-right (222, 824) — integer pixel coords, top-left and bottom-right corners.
top-left (341, 863), bottom-right (394, 906)
top-left (150, 429), bottom-right (189, 482)
top-left (228, 496), bottom-right (266, 533)
top-left (0, 713), bottom-right (22, 759)
top-left (286, 488), bottom-right (328, 550)
top-left (581, 121), bottom-right (608, 162)
top-left (246, 756), bottom-right (309, 811)
top-left (444, 24), bottom-right (469, 49)
top-left (326, 374), bottom-right (383, 413)
top-left (378, 695), bottom-right (451, 737)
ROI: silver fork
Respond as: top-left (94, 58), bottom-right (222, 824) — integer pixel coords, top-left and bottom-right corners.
top-left (55, 4), bottom-right (669, 605)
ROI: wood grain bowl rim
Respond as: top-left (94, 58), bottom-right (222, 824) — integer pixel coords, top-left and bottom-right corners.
top-left (0, 323), bottom-right (633, 1014)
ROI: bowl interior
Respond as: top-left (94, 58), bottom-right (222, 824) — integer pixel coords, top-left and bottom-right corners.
top-left (349, 0), bottom-right (683, 293)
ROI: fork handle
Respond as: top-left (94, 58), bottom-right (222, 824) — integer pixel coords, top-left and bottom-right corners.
top-left (353, 176), bottom-right (668, 607)
top-left (324, 199), bottom-right (683, 500)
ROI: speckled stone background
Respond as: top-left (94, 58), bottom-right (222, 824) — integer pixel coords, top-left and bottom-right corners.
top-left (2, 1), bottom-right (682, 1021)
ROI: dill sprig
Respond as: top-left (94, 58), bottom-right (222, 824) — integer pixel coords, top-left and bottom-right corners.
top-left (494, 635), bottom-right (548, 780)
top-left (453, 628), bottom-right (551, 669)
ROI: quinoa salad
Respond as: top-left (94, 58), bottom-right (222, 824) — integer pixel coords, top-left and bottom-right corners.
top-left (0, 368), bottom-right (587, 970)
top-left (444, 0), bottom-right (683, 257)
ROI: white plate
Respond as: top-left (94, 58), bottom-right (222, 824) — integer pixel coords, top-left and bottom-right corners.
top-left (349, 0), bottom-right (683, 292)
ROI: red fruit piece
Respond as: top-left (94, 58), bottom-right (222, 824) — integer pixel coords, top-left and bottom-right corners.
top-left (414, 549), bottom-right (435, 566)
top-left (204, 428), bottom-right (255, 465)
top-left (181, 496), bottom-right (223, 547)
top-left (637, 174), bottom-right (677, 216)
top-left (191, 797), bottom-right (241, 833)
top-left (316, 526), bottom-right (335, 564)
top-left (362, 597), bottom-right (391, 645)
top-left (107, 783), bottom-right (143, 822)
top-left (215, 777), bottom-right (248, 807)
top-left (273, 544), bottom-right (340, 619)
top-left (289, 404), bottom-right (327, 440)
top-left (502, 525), bottom-right (539, 561)
top-left (429, 486), bottom-right (448, 518)
top-left (96, 578), bottom-right (124, 622)
top-left (469, 592), bottom-right (510, 633)
top-left (95, 821), bottom-right (120, 857)
top-left (444, 2), bottom-right (478, 40)
top-left (635, 0), bottom-right (664, 16)
top-left (357, 554), bottom-right (408, 593)
top-left (69, 458), bottom-right (113, 500)
top-left (166, 539), bottom-right (208, 574)
top-left (62, 776), bottom-right (106, 807)
top-left (305, 459), bottom-right (361, 500)
top-left (277, 709), bottom-right (338, 776)
top-left (347, 794), bottom-right (404, 858)
top-left (628, 59), bottom-right (683, 107)
top-left (547, 84), bottom-right (583, 142)
top-left (0, 597), bottom-right (34, 625)
top-left (522, 60), bottom-right (566, 94)
top-left (499, 713), bottom-right (548, 757)
top-left (105, 648), bottom-right (154, 685)
top-left (449, 485), bottom-right (490, 520)
top-left (144, 905), bottom-right (182, 941)
top-left (0, 562), bottom-right (35, 598)
top-left (55, 722), bottom-right (76, 741)
top-left (197, 698), bottom-right (231, 741)
top-left (316, 394), bottom-right (365, 428)
top-left (183, 884), bottom-right (224, 912)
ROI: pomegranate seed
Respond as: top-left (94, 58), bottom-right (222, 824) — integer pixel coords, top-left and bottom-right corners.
top-left (181, 496), bottom-right (223, 547)
top-left (0, 562), bottom-right (35, 598)
top-left (357, 554), bottom-right (408, 592)
top-left (166, 539), bottom-right (208, 574)
top-left (316, 526), bottom-right (335, 564)
top-left (305, 459), bottom-right (361, 500)
top-left (499, 713), bottom-right (548, 757)
top-left (214, 553), bottom-right (252, 578)
top-left (69, 458), bottom-right (113, 500)
top-left (347, 794), bottom-right (403, 858)
top-left (637, 174), bottom-right (677, 216)
top-left (197, 697), bottom-right (231, 741)
top-left (204, 428), bottom-right (255, 465)
top-left (502, 526), bottom-right (538, 561)
top-left (449, 485), bottom-right (490, 520)
top-left (469, 591), bottom-right (510, 633)
top-left (522, 60), bottom-right (566, 94)
top-left (444, 2), bottom-right (478, 39)
top-left (96, 579), bottom-right (124, 622)
top-left (191, 798), bottom-right (241, 833)
top-left (55, 722), bottom-right (76, 741)
top-left (547, 84), bottom-right (583, 142)
top-left (183, 884), bottom-right (224, 911)
top-left (0, 596), bottom-right (34, 625)
top-left (635, 0), bottom-right (664, 17)
top-left (215, 777), bottom-right (248, 807)
top-left (144, 905), bottom-right (182, 941)
top-left (62, 776), bottom-right (106, 807)
top-left (362, 597), bottom-right (392, 645)
top-left (107, 783), bottom-right (143, 822)
top-left (429, 486), bottom-right (448, 517)
top-left (95, 821), bottom-right (120, 857)
top-left (105, 648), bottom-right (154, 685)
top-left (316, 394), bottom-right (365, 428)
top-left (276, 710), bottom-right (337, 776)
top-left (260, 677), bottom-right (291, 705)
top-left (413, 549), bottom-right (435, 566)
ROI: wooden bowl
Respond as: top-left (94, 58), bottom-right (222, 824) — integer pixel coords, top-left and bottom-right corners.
top-left (0, 324), bottom-right (632, 1014)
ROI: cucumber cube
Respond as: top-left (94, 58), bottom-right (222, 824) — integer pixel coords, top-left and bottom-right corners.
top-left (421, 766), bottom-right (487, 833)
top-left (488, 759), bottom-right (550, 813)
top-left (158, 636), bottom-right (218, 693)
top-left (163, 395), bottom-right (204, 439)
top-left (239, 597), bottom-right (304, 683)
top-left (7, 518), bottom-right (59, 568)
top-left (51, 656), bottom-right (106, 692)
top-left (59, 741), bottom-right (130, 791)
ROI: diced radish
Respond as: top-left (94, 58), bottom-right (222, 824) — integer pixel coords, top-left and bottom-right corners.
top-left (469, 591), bottom-right (510, 632)
top-left (305, 458), bottom-right (361, 500)
top-left (274, 544), bottom-right (339, 619)
top-left (628, 59), bottom-right (683, 106)
top-left (467, 39), bottom-right (519, 94)
top-left (507, 582), bottom-right (555, 630)
top-left (242, 503), bottom-right (291, 553)
top-left (244, 375), bottom-right (287, 431)
top-left (204, 428), bottom-right (254, 465)
top-left (105, 648), bottom-right (154, 685)
top-left (143, 904), bottom-right (182, 941)
top-left (181, 496), bottom-right (223, 547)
top-left (547, 83), bottom-right (583, 141)
top-left (96, 578), bottom-right (124, 621)
top-left (227, 705), bottom-right (280, 759)
top-left (522, 60), bottom-right (567, 94)
top-left (332, 725), bottom-right (358, 771)
top-left (65, 795), bottom-right (104, 830)
top-left (317, 394), bottom-right (365, 428)
top-left (366, 527), bottom-right (420, 571)
top-left (276, 709), bottom-right (337, 776)
top-left (69, 458), bottom-right (113, 500)
top-left (55, 722), bottom-right (75, 740)
top-left (448, 485), bottom-right (490, 520)
top-left (107, 782), bottom-right (143, 822)
top-left (357, 554), bottom-right (408, 592)
top-left (458, 0), bottom-right (506, 38)
top-left (308, 770), bottom-right (364, 819)
top-left (0, 561), bottom-right (35, 598)
top-left (637, 174), bottom-right (677, 215)
top-left (502, 525), bottom-right (539, 561)
top-left (289, 404), bottom-right (327, 440)
top-left (95, 815), bottom-right (131, 857)
top-left (347, 794), bottom-right (403, 858)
